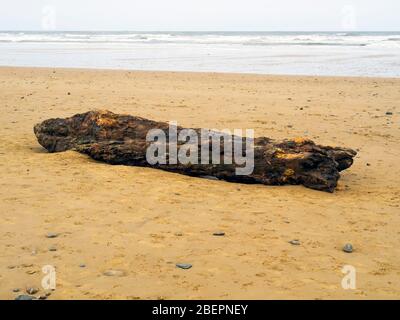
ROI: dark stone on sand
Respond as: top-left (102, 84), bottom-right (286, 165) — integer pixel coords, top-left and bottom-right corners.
top-left (34, 110), bottom-right (357, 192)
top-left (12, 288), bottom-right (20, 293)
top-left (343, 243), bottom-right (353, 253)
top-left (49, 246), bottom-right (57, 252)
top-left (213, 232), bottom-right (225, 236)
top-left (79, 264), bottom-right (86, 268)
top-left (386, 111), bottom-right (393, 115)
top-left (176, 263), bottom-right (192, 270)
top-left (15, 295), bottom-right (36, 300)
top-left (26, 287), bottom-right (39, 295)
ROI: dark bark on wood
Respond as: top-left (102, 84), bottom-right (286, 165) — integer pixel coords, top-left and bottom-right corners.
top-left (34, 110), bottom-right (357, 192)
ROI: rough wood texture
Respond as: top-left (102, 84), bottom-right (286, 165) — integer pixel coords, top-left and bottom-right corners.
top-left (34, 110), bottom-right (357, 192)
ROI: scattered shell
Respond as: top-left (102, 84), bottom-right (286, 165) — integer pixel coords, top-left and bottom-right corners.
top-left (46, 232), bottom-right (59, 238)
top-left (289, 240), bottom-right (301, 246)
top-left (103, 269), bottom-right (126, 277)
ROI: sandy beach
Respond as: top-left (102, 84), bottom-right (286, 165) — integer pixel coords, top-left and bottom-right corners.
top-left (0, 66), bottom-right (399, 299)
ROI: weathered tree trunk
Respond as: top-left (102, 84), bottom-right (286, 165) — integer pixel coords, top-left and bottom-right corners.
top-left (34, 110), bottom-right (357, 192)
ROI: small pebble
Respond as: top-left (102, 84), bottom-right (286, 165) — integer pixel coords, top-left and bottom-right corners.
top-left (176, 263), bottom-right (192, 270)
top-left (79, 264), bottom-right (86, 268)
top-left (15, 295), bottom-right (36, 301)
top-left (103, 269), bottom-right (126, 277)
top-left (26, 270), bottom-right (38, 275)
top-left (26, 287), bottom-right (39, 295)
top-left (289, 240), bottom-right (301, 246)
top-left (343, 243), bottom-right (353, 253)
top-left (49, 246), bottom-right (57, 252)
top-left (213, 232), bottom-right (225, 236)
top-left (386, 111), bottom-right (393, 115)
top-left (46, 232), bottom-right (59, 239)
top-left (174, 232), bottom-right (183, 237)
top-left (12, 288), bottom-right (20, 293)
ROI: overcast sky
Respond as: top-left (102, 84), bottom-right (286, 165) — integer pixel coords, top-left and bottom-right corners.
top-left (0, 0), bottom-right (399, 31)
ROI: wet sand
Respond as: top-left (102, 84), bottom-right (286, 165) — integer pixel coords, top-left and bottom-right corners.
top-left (0, 67), bottom-right (399, 299)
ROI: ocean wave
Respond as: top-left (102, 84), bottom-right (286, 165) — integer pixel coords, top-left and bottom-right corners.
top-left (243, 42), bottom-right (368, 47)
top-left (0, 32), bottom-right (399, 48)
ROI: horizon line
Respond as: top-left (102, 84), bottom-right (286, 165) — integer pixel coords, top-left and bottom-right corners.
top-left (1, 30), bottom-right (400, 33)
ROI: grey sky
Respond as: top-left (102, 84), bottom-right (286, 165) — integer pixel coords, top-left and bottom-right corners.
top-left (0, 0), bottom-right (399, 31)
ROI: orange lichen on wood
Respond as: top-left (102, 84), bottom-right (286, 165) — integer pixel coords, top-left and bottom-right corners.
top-left (292, 137), bottom-right (312, 145)
top-left (96, 117), bottom-right (117, 127)
top-left (283, 168), bottom-right (295, 177)
top-left (274, 150), bottom-right (304, 160)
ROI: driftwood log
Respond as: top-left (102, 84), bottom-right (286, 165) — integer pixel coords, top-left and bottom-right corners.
top-left (34, 110), bottom-right (356, 192)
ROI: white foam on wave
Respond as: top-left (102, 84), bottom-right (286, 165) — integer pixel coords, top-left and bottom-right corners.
top-left (0, 31), bottom-right (399, 77)
top-left (0, 32), bottom-right (399, 48)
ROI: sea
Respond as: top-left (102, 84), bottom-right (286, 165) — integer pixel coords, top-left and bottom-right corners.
top-left (0, 31), bottom-right (399, 77)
